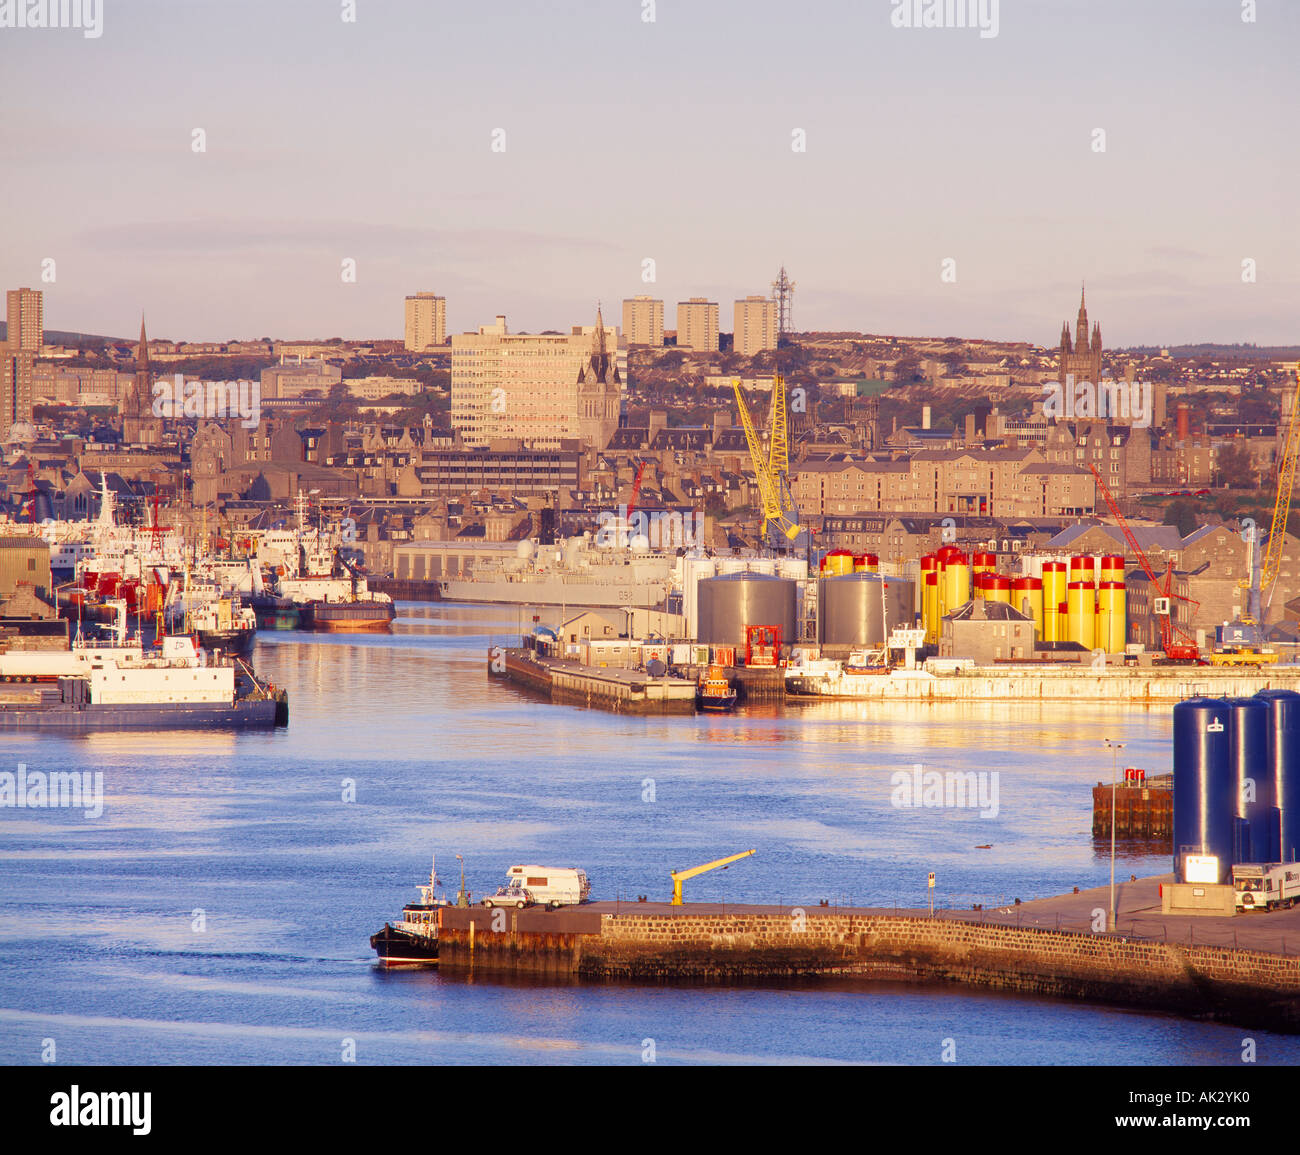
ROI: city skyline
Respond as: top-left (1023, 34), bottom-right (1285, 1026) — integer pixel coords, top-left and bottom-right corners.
top-left (2, 0), bottom-right (1297, 346)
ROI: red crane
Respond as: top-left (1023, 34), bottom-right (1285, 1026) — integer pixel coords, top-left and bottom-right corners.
top-left (23, 461), bottom-right (37, 525)
top-left (626, 460), bottom-right (647, 517)
top-left (1089, 463), bottom-right (1201, 662)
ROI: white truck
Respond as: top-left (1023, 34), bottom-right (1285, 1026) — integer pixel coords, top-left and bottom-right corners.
top-left (1231, 863), bottom-right (1300, 912)
top-left (481, 865), bottom-right (591, 911)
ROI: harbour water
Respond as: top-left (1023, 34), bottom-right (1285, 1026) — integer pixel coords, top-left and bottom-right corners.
top-left (2, 603), bottom-right (1297, 1065)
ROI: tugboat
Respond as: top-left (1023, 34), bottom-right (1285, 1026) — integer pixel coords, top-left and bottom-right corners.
top-left (696, 663), bottom-right (738, 712)
top-left (370, 857), bottom-right (443, 966)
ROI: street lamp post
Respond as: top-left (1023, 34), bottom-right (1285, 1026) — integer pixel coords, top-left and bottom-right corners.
top-left (1105, 738), bottom-right (1126, 931)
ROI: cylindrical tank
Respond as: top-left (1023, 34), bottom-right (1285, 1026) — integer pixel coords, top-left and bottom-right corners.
top-left (1225, 697), bottom-right (1270, 866)
top-left (863, 553), bottom-right (879, 573)
top-left (852, 554), bottom-right (867, 573)
top-left (972, 551), bottom-right (997, 576)
top-left (1067, 581), bottom-right (1096, 649)
top-left (1255, 689), bottom-right (1300, 863)
top-left (972, 572), bottom-right (988, 600)
top-left (1173, 698), bottom-right (1235, 883)
top-left (1070, 555), bottom-right (1096, 589)
top-left (1100, 554), bottom-right (1125, 585)
top-left (1042, 562), bottom-right (1067, 643)
top-left (821, 550), bottom-right (854, 577)
top-left (1096, 581), bottom-right (1127, 654)
top-left (696, 573), bottom-right (798, 648)
top-left (985, 575), bottom-right (1011, 605)
top-left (923, 570), bottom-right (939, 645)
top-left (944, 551), bottom-right (970, 613)
top-left (1011, 576), bottom-right (1043, 636)
top-left (817, 574), bottom-right (916, 651)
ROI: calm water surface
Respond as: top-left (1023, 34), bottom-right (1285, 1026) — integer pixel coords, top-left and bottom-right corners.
top-left (2, 603), bottom-right (1296, 1065)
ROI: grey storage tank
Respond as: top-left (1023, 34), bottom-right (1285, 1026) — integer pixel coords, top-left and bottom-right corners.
top-left (817, 573), bottom-right (916, 655)
top-left (1172, 697), bottom-right (1234, 884)
top-left (1225, 697), bottom-right (1269, 866)
top-left (1255, 689), bottom-right (1300, 863)
top-left (696, 572), bottom-right (798, 649)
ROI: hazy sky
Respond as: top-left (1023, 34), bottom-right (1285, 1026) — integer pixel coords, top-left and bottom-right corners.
top-left (2, 0), bottom-right (1297, 346)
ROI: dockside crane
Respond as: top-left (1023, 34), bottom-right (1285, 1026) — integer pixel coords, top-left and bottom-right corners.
top-left (734, 377), bottom-right (802, 545)
top-left (670, 849), bottom-right (756, 905)
top-left (1089, 463), bottom-right (1201, 662)
top-left (1254, 370), bottom-right (1300, 622)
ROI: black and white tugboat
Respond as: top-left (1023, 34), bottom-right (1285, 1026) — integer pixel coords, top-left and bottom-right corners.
top-left (370, 857), bottom-right (444, 966)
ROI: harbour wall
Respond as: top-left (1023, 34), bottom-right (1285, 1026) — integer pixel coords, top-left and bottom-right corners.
top-left (786, 667), bottom-right (1300, 702)
top-left (436, 909), bottom-right (1300, 1031)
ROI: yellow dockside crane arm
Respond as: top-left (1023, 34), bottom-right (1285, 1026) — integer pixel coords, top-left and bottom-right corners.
top-left (1261, 370), bottom-right (1300, 612)
top-left (670, 849), bottom-right (757, 905)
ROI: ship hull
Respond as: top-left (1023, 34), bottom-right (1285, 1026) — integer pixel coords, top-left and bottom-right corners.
top-left (302, 602), bottom-right (396, 632)
top-left (0, 697), bottom-right (285, 730)
top-left (196, 628), bottom-right (256, 657)
top-left (250, 596), bottom-right (301, 631)
top-left (370, 925), bottom-right (439, 966)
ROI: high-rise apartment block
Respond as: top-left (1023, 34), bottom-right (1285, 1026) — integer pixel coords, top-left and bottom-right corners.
top-left (451, 312), bottom-right (622, 450)
top-left (676, 298), bottom-right (719, 352)
top-left (404, 291), bottom-right (447, 351)
top-left (734, 294), bottom-right (778, 357)
top-left (0, 286), bottom-right (41, 436)
top-left (621, 296), bottom-right (664, 347)
top-left (5, 287), bottom-right (43, 352)
top-left (1, 346), bottom-right (35, 436)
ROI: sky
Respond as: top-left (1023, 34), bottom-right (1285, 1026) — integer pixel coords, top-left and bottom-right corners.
top-left (1, 0), bottom-right (1297, 347)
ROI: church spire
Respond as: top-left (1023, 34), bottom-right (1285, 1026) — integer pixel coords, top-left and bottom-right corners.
top-left (137, 313), bottom-right (150, 375)
top-left (1075, 285), bottom-right (1089, 352)
top-left (593, 304), bottom-right (606, 357)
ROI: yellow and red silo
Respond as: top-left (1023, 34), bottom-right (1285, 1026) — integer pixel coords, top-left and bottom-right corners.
top-left (1011, 576), bottom-right (1044, 638)
top-left (923, 569), bottom-right (939, 644)
top-left (822, 550), bottom-right (854, 577)
top-left (943, 550), bottom-right (971, 615)
top-left (1042, 561), bottom-right (1067, 643)
top-left (1097, 581), bottom-right (1127, 653)
top-left (1067, 579), bottom-right (1096, 649)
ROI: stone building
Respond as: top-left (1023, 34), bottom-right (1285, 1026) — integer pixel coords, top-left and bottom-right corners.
top-left (939, 599), bottom-right (1036, 663)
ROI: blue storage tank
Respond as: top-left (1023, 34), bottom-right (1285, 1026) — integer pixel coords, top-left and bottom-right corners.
top-left (1172, 697), bottom-right (1234, 883)
top-left (1254, 689), bottom-right (1300, 864)
top-left (1226, 696), bottom-right (1270, 865)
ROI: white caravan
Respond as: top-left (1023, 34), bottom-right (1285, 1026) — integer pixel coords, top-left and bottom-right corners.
top-left (481, 865), bottom-right (591, 910)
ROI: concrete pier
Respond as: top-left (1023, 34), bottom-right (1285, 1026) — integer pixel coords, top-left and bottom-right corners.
top-left (433, 877), bottom-right (1300, 1032)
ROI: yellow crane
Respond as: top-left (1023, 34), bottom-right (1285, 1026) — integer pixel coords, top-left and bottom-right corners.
top-left (670, 849), bottom-right (756, 905)
top-left (766, 371), bottom-right (790, 485)
top-left (733, 378), bottom-right (800, 542)
top-left (1258, 370), bottom-right (1300, 618)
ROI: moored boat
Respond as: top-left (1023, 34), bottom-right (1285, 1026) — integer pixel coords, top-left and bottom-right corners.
top-left (696, 663), bottom-right (738, 712)
top-left (371, 858), bottom-right (444, 966)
